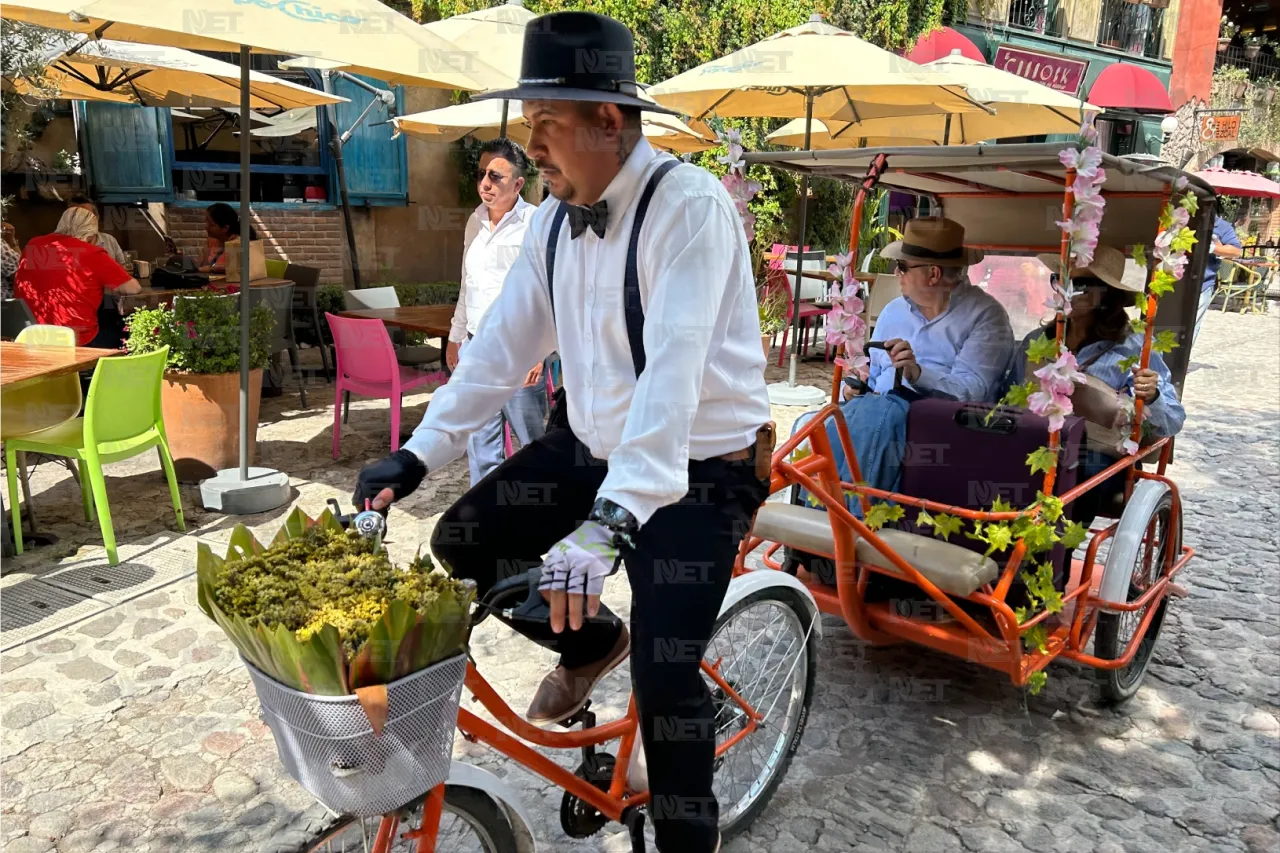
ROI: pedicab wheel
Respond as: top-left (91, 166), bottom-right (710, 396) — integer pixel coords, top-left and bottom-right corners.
top-left (260, 786), bottom-right (518, 853)
top-left (706, 586), bottom-right (817, 839)
top-left (1093, 489), bottom-right (1178, 706)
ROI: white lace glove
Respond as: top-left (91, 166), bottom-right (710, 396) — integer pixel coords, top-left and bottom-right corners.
top-left (538, 521), bottom-right (620, 633)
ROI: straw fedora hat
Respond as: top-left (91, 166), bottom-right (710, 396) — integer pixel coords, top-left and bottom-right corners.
top-left (1037, 245), bottom-right (1139, 292)
top-left (880, 217), bottom-right (983, 267)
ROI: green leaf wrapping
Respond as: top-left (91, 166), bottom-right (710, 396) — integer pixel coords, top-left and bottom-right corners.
top-left (195, 508), bottom-right (474, 696)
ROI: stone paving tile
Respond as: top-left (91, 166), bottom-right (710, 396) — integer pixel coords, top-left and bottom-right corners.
top-left (1, 312), bottom-right (1278, 853)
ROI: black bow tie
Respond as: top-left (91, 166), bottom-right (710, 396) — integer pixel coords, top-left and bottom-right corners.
top-left (566, 200), bottom-right (609, 240)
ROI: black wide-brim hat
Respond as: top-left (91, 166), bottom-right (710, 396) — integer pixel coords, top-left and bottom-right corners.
top-left (473, 11), bottom-right (680, 116)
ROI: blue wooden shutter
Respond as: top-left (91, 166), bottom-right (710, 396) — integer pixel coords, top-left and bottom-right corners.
top-left (79, 103), bottom-right (173, 202)
top-left (329, 75), bottom-right (408, 206)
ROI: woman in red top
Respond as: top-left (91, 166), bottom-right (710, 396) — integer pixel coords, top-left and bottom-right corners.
top-left (14, 207), bottom-right (141, 347)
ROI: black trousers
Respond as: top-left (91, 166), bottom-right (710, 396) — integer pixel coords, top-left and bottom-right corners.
top-left (431, 426), bottom-right (768, 853)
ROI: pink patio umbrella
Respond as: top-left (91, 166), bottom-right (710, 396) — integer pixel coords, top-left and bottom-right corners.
top-left (1193, 167), bottom-right (1280, 199)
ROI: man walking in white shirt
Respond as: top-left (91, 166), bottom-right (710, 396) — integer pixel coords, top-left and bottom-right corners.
top-left (446, 138), bottom-right (547, 485)
top-left (355, 13), bottom-right (773, 852)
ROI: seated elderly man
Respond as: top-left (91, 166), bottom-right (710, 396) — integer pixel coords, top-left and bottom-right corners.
top-left (786, 218), bottom-right (1013, 575)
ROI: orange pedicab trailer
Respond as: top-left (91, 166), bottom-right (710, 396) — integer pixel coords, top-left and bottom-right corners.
top-left (738, 143), bottom-right (1216, 703)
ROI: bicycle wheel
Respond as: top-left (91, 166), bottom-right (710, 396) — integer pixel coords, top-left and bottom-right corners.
top-left (705, 585), bottom-right (817, 839)
top-left (1094, 489), bottom-right (1177, 705)
top-left (261, 786), bottom-right (518, 853)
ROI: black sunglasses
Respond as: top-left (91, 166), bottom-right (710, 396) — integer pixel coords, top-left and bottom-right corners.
top-left (894, 260), bottom-right (933, 274)
top-left (475, 168), bottom-right (507, 184)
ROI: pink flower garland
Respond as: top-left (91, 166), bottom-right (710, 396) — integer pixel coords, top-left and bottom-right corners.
top-left (716, 128), bottom-right (761, 242)
top-left (1026, 116), bottom-right (1106, 429)
top-left (823, 252), bottom-right (870, 378)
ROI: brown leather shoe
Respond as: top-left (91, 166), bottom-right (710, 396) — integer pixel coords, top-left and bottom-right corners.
top-left (526, 627), bottom-right (630, 725)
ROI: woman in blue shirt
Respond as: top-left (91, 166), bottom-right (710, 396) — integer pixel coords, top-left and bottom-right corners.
top-left (1010, 245), bottom-right (1186, 516)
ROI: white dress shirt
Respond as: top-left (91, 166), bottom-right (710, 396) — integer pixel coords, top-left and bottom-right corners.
top-left (405, 139), bottom-right (770, 525)
top-left (449, 196), bottom-right (535, 344)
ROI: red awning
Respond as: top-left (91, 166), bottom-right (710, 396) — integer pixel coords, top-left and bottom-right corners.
top-left (1087, 63), bottom-right (1173, 112)
top-left (1193, 167), bottom-right (1280, 199)
top-left (905, 27), bottom-right (986, 64)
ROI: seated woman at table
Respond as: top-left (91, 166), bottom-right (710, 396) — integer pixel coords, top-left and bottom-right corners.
top-left (198, 203), bottom-right (257, 274)
top-left (14, 208), bottom-right (141, 347)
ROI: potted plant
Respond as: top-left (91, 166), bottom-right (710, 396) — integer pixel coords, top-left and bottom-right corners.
top-left (1246, 33), bottom-right (1266, 59)
top-left (1220, 17), bottom-right (1238, 52)
top-left (126, 291), bottom-right (275, 483)
top-left (758, 286), bottom-right (788, 362)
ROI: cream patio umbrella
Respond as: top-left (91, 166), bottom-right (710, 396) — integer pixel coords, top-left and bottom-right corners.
top-left (18, 39), bottom-right (344, 110)
top-left (421, 0), bottom-right (531, 134)
top-left (649, 13), bottom-right (990, 403)
top-left (769, 54), bottom-right (1098, 147)
top-left (393, 96), bottom-right (716, 153)
top-left (766, 118), bottom-right (937, 149)
top-left (1, 0), bottom-right (507, 514)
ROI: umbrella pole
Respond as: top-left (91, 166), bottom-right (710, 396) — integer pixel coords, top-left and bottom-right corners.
top-left (199, 46), bottom-right (291, 514)
top-left (943, 114), bottom-right (951, 145)
top-left (499, 99), bottom-right (510, 137)
top-left (238, 45), bottom-right (251, 482)
top-left (787, 89), bottom-right (815, 389)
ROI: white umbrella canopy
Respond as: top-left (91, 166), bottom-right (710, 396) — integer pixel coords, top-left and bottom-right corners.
top-left (1, 0), bottom-right (510, 91)
top-left (393, 97), bottom-right (716, 153)
top-left (647, 14), bottom-right (987, 122)
top-left (420, 0), bottom-right (533, 86)
top-left (18, 39), bottom-right (343, 109)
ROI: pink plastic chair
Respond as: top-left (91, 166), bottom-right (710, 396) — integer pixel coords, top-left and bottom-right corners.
top-left (764, 268), bottom-right (832, 366)
top-left (769, 243), bottom-right (809, 271)
top-left (326, 313), bottom-right (446, 459)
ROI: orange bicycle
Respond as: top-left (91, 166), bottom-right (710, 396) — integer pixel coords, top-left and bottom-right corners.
top-left (261, 562), bottom-right (820, 852)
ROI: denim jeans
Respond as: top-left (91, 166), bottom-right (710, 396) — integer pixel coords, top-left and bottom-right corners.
top-left (792, 392), bottom-right (911, 516)
top-left (1193, 285), bottom-right (1215, 347)
top-left (462, 338), bottom-right (550, 485)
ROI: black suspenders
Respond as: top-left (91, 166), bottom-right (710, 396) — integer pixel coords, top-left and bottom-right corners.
top-left (544, 158), bottom-right (681, 378)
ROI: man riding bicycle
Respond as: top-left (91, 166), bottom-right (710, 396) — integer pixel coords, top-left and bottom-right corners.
top-left (354, 13), bottom-right (773, 853)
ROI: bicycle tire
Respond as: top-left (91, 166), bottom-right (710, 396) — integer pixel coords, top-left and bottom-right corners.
top-left (1094, 489), bottom-right (1177, 705)
top-left (259, 786), bottom-right (519, 853)
top-left (710, 585), bottom-right (817, 839)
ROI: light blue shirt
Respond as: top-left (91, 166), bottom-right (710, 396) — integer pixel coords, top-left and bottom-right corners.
top-left (869, 279), bottom-right (1014, 401)
top-left (1010, 331), bottom-right (1186, 438)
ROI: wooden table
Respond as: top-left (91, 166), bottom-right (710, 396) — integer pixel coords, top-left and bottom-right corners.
top-left (115, 276), bottom-right (294, 313)
top-left (338, 305), bottom-right (455, 338)
top-left (0, 342), bottom-right (119, 389)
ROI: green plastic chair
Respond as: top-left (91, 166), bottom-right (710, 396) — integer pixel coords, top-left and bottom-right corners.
top-left (5, 347), bottom-right (185, 565)
top-left (264, 258), bottom-right (289, 279)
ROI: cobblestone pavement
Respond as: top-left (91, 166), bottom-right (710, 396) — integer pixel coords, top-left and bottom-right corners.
top-left (2, 313), bottom-right (1278, 853)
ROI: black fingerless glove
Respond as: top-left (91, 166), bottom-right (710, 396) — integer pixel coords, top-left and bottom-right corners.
top-left (353, 449), bottom-right (427, 511)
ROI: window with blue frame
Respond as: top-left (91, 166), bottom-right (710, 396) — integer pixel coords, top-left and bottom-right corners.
top-left (79, 61), bottom-right (408, 207)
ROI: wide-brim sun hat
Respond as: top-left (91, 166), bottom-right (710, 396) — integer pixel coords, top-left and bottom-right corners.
top-left (1037, 244), bottom-right (1139, 292)
top-left (879, 216), bottom-right (983, 267)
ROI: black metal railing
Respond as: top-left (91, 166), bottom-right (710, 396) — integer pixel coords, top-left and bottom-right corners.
top-left (1007, 0), bottom-right (1064, 36)
top-left (1216, 44), bottom-right (1280, 83)
top-left (1096, 0), bottom-right (1166, 59)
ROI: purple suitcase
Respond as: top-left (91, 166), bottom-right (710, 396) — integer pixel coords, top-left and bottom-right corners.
top-left (893, 400), bottom-right (1086, 591)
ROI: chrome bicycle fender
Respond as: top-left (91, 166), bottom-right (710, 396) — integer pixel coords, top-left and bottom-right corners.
top-left (446, 761), bottom-right (538, 853)
top-left (1097, 478), bottom-right (1173, 609)
top-left (718, 570), bottom-right (823, 637)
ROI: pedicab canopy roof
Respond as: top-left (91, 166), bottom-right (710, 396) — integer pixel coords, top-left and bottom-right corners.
top-left (742, 143), bottom-right (1216, 253)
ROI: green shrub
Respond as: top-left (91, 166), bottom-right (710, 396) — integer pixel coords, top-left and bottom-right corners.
top-left (125, 291), bottom-right (274, 374)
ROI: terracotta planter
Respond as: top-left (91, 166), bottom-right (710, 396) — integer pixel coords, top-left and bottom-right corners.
top-left (161, 370), bottom-right (263, 483)
top-left (761, 333), bottom-right (773, 362)
top-left (1219, 38), bottom-right (1232, 52)
top-left (1246, 44), bottom-right (1262, 59)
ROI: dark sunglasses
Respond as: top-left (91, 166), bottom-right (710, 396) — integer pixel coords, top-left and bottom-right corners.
top-left (894, 260), bottom-right (933, 274)
top-left (475, 168), bottom-right (507, 184)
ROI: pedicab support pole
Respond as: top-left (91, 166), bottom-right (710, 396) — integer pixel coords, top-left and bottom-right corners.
top-left (199, 46), bottom-right (291, 514)
top-left (767, 88), bottom-right (827, 407)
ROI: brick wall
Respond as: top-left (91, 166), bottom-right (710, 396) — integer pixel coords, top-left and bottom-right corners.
top-left (166, 205), bottom-right (347, 284)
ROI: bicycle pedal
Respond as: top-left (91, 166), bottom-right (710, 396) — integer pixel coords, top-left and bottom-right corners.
top-left (558, 700), bottom-right (595, 730)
